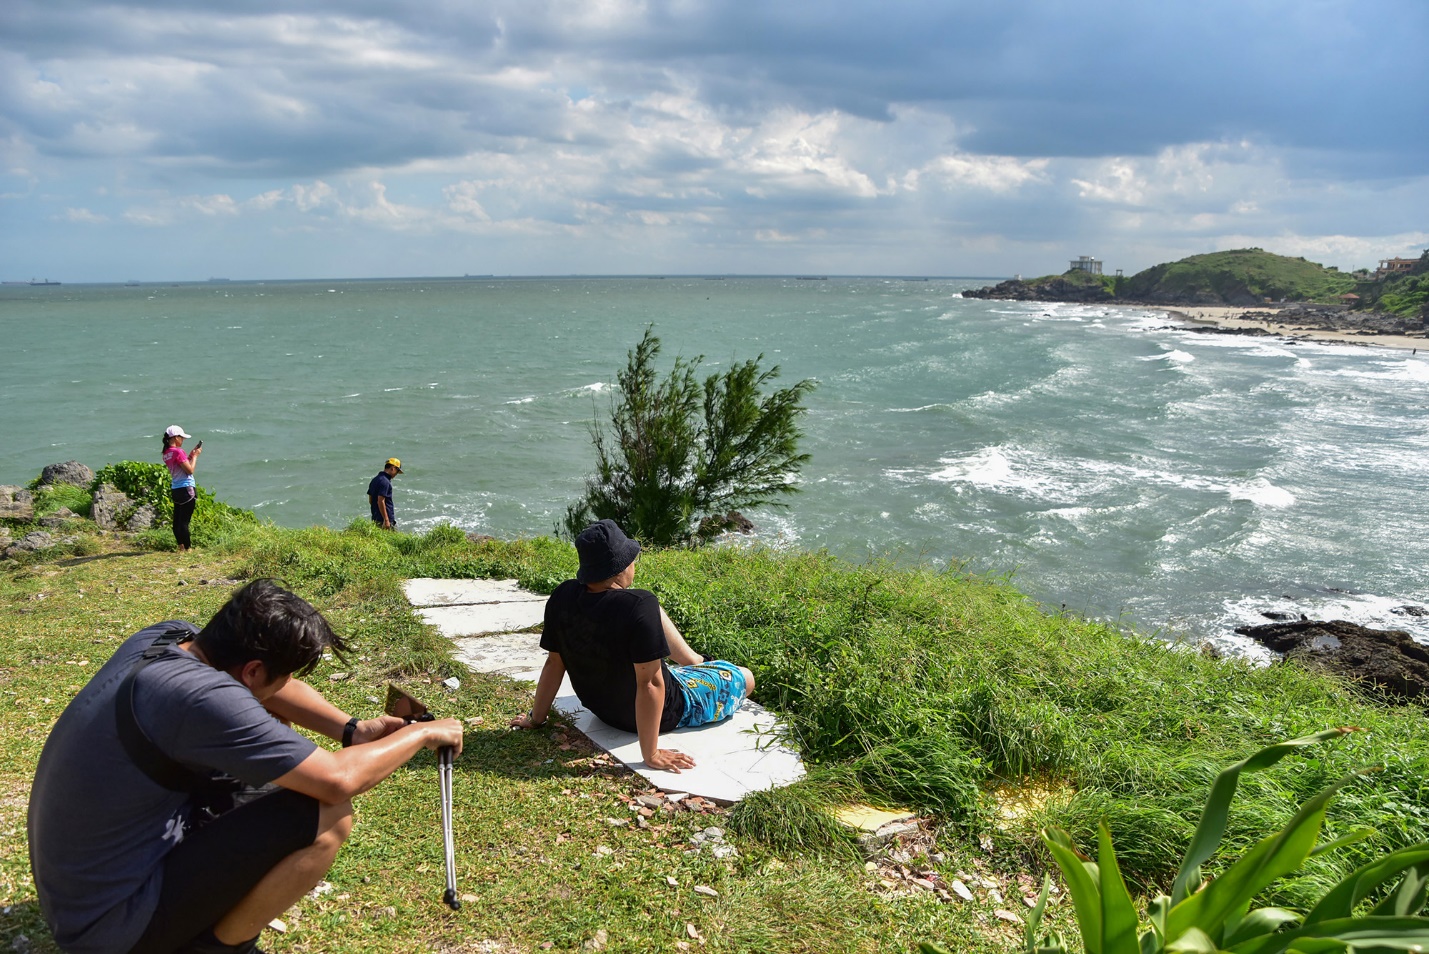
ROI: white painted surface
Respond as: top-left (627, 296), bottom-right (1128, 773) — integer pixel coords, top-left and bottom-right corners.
top-left (413, 578), bottom-right (807, 803)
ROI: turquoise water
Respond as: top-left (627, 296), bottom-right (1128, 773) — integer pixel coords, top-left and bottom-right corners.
top-left (4, 277), bottom-right (1427, 650)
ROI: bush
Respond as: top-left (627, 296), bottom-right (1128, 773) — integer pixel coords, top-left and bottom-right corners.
top-left (32, 482), bottom-right (93, 518)
top-left (925, 729), bottom-right (1429, 954)
top-left (563, 327), bottom-right (816, 547)
top-left (92, 461), bottom-right (173, 523)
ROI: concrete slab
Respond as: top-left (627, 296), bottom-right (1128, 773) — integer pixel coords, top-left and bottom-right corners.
top-left (414, 601), bottom-right (545, 637)
top-left (404, 578), bottom-right (546, 607)
top-left (408, 578), bottom-right (807, 804)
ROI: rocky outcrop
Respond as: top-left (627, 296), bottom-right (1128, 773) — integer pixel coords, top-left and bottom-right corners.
top-left (963, 277), bottom-right (1115, 303)
top-left (91, 483), bottom-right (156, 531)
top-left (1237, 618), bottom-right (1429, 704)
top-left (38, 507), bottom-right (80, 527)
top-left (37, 460), bottom-right (94, 489)
top-left (698, 510), bottom-right (756, 537)
top-left (4, 530), bottom-right (54, 557)
top-left (0, 486), bottom-right (34, 520)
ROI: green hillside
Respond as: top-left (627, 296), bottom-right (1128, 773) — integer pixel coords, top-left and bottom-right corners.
top-left (1121, 248), bottom-right (1356, 305)
top-left (1355, 251), bottom-right (1429, 319)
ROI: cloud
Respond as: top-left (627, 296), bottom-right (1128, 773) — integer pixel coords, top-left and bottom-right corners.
top-left (0, 0), bottom-right (1424, 279)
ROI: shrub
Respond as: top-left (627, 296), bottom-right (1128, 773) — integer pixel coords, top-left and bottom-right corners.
top-left (563, 327), bottom-right (816, 547)
top-left (32, 482), bottom-right (93, 518)
top-left (92, 461), bottom-right (173, 523)
top-left (922, 729), bottom-right (1429, 954)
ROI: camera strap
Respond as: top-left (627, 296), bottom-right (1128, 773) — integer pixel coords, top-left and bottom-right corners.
top-left (114, 622), bottom-right (237, 795)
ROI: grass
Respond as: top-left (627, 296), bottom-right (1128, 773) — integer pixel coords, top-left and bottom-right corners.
top-left (1121, 248), bottom-right (1358, 304)
top-left (3, 508), bottom-right (1429, 952)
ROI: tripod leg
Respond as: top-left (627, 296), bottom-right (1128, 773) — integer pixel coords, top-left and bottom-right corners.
top-left (440, 746), bottom-right (460, 910)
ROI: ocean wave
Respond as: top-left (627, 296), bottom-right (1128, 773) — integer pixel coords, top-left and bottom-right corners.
top-left (504, 396), bottom-right (536, 405)
top-left (1227, 478), bottom-right (1296, 509)
top-left (1140, 349), bottom-right (1195, 364)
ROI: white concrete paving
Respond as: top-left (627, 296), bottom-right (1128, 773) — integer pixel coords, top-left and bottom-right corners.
top-left (411, 577), bottom-right (806, 804)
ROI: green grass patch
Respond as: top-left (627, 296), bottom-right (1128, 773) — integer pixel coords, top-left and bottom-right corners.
top-left (4, 520), bottom-right (1428, 952)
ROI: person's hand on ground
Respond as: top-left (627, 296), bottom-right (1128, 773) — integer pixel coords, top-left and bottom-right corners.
top-left (509, 712), bottom-right (543, 730)
top-left (644, 748), bottom-right (695, 772)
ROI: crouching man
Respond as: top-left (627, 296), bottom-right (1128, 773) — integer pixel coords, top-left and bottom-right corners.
top-left (509, 519), bottom-right (754, 772)
top-left (28, 579), bottom-right (463, 954)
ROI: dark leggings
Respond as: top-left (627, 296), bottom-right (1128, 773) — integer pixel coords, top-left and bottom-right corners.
top-left (170, 487), bottom-right (196, 548)
top-left (127, 788), bottom-right (320, 954)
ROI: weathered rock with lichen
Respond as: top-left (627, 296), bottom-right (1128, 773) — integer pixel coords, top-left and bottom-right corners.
top-left (0, 486), bottom-right (35, 520)
top-left (91, 483), bottom-right (139, 530)
top-left (37, 461), bottom-right (94, 489)
top-left (4, 530), bottom-right (54, 558)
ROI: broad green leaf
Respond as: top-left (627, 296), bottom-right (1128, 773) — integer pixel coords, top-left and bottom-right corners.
top-left (1044, 826), bottom-right (1104, 954)
top-left (1170, 728), bottom-right (1353, 907)
top-left (1165, 927), bottom-right (1222, 952)
top-left (1230, 915), bottom-right (1429, 954)
top-left (1147, 895), bottom-right (1172, 950)
top-left (1304, 846), bottom-right (1429, 925)
top-left (1222, 907), bottom-right (1301, 947)
top-left (1167, 774), bottom-right (1353, 941)
top-left (1024, 873), bottom-right (1056, 954)
top-left (1369, 862), bottom-right (1429, 919)
top-left (1099, 824), bottom-right (1142, 954)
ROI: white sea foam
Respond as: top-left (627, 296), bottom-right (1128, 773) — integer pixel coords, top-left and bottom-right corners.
top-left (1227, 478), bottom-right (1296, 509)
top-left (504, 396), bottom-right (536, 405)
top-left (1141, 349), bottom-right (1195, 364)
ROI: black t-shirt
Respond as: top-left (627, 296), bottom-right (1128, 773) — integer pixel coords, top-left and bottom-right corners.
top-left (540, 581), bottom-right (686, 733)
top-left (367, 471), bottom-right (394, 523)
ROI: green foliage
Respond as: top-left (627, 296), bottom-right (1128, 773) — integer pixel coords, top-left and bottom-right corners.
top-left (1002, 729), bottom-right (1429, 954)
top-left (31, 483), bottom-right (92, 519)
top-left (1122, 249), bottom-right (1358, 304)
top-left (563, 327), bottom-right (816, 547)
top-left (92, 460), bottom-right (173, 523)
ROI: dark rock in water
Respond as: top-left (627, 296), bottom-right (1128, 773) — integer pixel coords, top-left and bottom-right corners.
top-left (1236, 618), bottom-right (1429, 704)
top-left (963, 276), bottom-right (1115, 303)
top-left (37, 461), bottom-right (94, 489)
top-left (1260, 611), bottom-right (1300, 621)
top-left (0, 485), bottom-right (35, 520)
top-left (698, 510), bottom-right (756, 537)
top-left (1392, 605), bottom-right (1429, 618)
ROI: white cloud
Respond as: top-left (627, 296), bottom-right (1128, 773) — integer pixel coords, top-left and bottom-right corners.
top-left (62, 207), bottom-right (107, 223)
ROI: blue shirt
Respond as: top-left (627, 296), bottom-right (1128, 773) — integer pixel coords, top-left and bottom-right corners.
top-left (367, 471), bottom-right (394, 524)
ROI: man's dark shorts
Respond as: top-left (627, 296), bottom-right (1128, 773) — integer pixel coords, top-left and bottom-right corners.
top-left (127, 788), bottom-right (319, 954)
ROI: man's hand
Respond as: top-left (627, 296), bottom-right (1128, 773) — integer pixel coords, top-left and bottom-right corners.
top-left (351, 715), bottom-right (406, 746)
top-left (509, 712), bottom-right (544, 730)
top-left (422, 717), bottom-right (465, 756)
top-left (644, 748), bottom-right (695, 772)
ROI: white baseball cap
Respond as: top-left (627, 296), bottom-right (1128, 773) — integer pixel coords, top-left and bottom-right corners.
top-left (164, 425), bottom-right (192, 439)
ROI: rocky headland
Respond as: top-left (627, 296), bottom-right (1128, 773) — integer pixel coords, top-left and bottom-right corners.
top-left (1237, 615), bottom-right (1429, 706)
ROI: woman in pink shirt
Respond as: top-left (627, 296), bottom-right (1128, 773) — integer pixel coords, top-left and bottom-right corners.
top-left (161, 425), bottom-right (201, 550)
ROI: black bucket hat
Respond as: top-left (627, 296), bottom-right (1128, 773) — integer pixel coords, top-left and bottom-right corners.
top-left (575, 519), bottom-right (642, 584)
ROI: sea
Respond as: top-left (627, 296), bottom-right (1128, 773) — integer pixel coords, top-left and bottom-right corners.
top-left (3, 277), bottom-right (1427, 655)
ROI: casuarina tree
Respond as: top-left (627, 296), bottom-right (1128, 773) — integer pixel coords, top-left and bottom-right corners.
top-left (564, 327), bottom-right (816, 547)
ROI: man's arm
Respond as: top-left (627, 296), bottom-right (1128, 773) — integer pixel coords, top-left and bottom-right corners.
top-left (271, 717), bottom-right (463, 805)
top-left (634, 660), bottom-right (694, 772)
top-left (368, 493), bottom-right (391, 527)
top-left (510, 652), bottom-right (565, 728)
top-left (658, 606), bottom-right (703, 666)
top-left (263, 678), bottom-right (404, 746)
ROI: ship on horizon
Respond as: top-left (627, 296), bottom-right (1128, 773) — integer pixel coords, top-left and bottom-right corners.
top-left (2, 278), bottom-right (61, 285)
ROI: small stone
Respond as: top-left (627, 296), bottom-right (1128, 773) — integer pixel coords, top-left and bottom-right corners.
top-left (595, 845), bottom-right (614, 856)
top-left (702, 826), bottom-right (724, 840)
top-left (460, 893), bottom-right (478, 903)
top-left (268, 918), bottom-right (288, 932)
top-left (582, 928), bottom-right (608, 951)
top-left (912, 878), bottom-right (936, 891)
top-left (465, 716), bottom-right (485, 726)
top-left (694, 885), bottom-right (719, 897)
top-left (540, 944), bottom-right (554, 951)
top-left (638, 807), bottom-right (654, 818)
top-left (686, 923), bottom-right (702, 940)
top-left (605, 817), bottom-right (629, 827)
top-left (329, 672), bottom-right (350, 682)
top-left (666, 876), bottom-right (680, 887)
top-left (950, 879), bottom-right (974, 901)
top-left (443, 676), bottom-right (461, 690)
top-left (995, 909), bottom-right (1024, 924)
top-left (637, 794), bottom-right (664, 809)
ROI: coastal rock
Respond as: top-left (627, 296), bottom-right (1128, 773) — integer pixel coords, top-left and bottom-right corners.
top-left (0, 486), bottom-right (35, 520)
top-left (963, 276), bottom-right (1115, 303)
top-left (37, 461), bottom-right (94, 489)
top-left (1393, 605), bottom-right (1429, 618)
top-left (38, 507), bottom-right (80, 528)
top-left (697, 510), bottom-right (756, 537)
top-left (1236, 618), bottom-right (1429, 704)
top-left (4, 531), bottom-right (55, 558)
top-left (91, 483), bottom-right (152, 531)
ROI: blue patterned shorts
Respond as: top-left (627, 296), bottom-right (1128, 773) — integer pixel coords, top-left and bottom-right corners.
top-left (672, 661), bottom-right (748, 728)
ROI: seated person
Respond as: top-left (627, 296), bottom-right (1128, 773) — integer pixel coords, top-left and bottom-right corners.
top-left (510, 519), bottom-right (754, 772)
top-left (28, 579), bottom-right (463, 954)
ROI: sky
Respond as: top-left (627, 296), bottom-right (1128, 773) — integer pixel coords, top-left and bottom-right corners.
top-left (3, 0), bottom-right (1427, 282)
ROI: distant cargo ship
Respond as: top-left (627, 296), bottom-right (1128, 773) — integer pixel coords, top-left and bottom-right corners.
top-left (3, 278), bottom-right (61, 285)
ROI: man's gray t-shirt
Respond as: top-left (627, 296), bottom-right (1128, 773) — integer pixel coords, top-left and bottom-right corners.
top-left (28, 622), bottom-right (317, 954)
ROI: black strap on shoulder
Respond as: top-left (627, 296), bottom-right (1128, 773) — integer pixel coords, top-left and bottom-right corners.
top-left (114, 622), bottom-right (230, 794)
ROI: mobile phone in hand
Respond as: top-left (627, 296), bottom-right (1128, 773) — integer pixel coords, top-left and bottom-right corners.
top-left (194, 440), bottom-right (203, 450)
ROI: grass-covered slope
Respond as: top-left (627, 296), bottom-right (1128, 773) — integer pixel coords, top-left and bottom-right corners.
top-left (1122, 248), bottom-right (1357, 305)
top-left (5, 501), bottom-right (1429, 951)
top-left (1356, 251), bottom-right (1429, 319)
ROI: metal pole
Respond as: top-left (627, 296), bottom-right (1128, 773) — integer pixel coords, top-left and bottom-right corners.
top-left (439, 745), bottom-right (460, 910)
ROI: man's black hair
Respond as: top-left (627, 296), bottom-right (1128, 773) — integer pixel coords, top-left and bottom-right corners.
top-left (196, 579), bottom-right (349, 678)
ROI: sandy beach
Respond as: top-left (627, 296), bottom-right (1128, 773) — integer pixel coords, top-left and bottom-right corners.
top-left (1165, 305), bottom-right (1428, 352)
